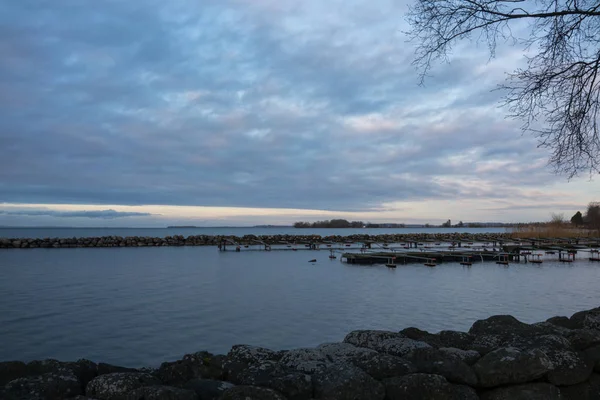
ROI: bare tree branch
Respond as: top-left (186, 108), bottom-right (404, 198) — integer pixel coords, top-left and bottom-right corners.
top-left (406, 0), bottom-right (600, 177)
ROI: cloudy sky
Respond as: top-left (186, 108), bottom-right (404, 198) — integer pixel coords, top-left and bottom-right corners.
top-left (0, 0), bottom-right (597, 227)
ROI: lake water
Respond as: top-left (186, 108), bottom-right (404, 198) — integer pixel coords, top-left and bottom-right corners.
top-left (1, 244), bottom-right (599, 368)
top-left (0, 226), bottom-right (508, 239)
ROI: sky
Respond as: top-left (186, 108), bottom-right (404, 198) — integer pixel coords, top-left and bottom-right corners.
top-left (0, 0), bottom-right (598, 227)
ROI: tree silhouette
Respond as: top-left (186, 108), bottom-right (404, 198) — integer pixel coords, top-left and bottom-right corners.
top-left (585, 202), bottom-right (600, 232)
top-left (571, 211), bottom-right (584, 226)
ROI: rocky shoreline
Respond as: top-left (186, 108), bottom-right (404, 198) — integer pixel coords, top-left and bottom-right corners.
top-left (2, 307), bottom-right (600, 399)
top-left (1, 233), bottom-right (513, 249)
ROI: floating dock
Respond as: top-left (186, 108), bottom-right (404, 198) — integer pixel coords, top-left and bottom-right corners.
top-left (341, 251), bottom-right (515, 265)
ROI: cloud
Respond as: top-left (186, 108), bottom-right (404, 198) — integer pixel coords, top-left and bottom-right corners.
top-left (0, 209), bottom-right (153, 219)
top-left (0, 0), bottom-right (598, 224)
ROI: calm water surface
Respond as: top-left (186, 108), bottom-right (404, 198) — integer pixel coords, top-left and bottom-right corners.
top-left (1, 246), bottom-right (599, 367)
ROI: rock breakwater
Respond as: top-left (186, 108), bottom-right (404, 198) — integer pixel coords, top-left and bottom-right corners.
top-left (0, 233), bottom-right (513, 249)
top-left (2, 306), bottom-right (600, 399)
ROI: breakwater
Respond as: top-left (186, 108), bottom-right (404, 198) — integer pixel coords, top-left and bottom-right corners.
top-left (0, 233), bottom-right (512, 249)
top-left (2, 307), bottom-right (600, 399)
top-left (3, 232), bottom-right (597, 249)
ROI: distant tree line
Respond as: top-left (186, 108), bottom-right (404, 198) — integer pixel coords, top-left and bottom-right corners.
top-left (571, 202), bottom-right (600, 232)
top-left (293, 219), bottom-right (365, 228)
top-left (293, 219), bottom-right (513, 228)
top-left (364, 223), bottom-right (406, 228)
top-left (293, 220), bottom-right (408, 228)
top-left (441, 220), bottom-right (465, 228)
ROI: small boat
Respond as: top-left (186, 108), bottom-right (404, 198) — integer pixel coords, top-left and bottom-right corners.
top-left (329, 255), bottom-right (337, 259)
top-left (386, 263), bottom-right (397, 268)
top-left (244, 245), bottom-right (249, 248)
top-left (308, 259), bottom-right (317, 263)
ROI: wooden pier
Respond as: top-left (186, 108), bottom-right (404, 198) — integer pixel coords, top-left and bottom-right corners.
top-left (216, 235), bottom-right (600, 267)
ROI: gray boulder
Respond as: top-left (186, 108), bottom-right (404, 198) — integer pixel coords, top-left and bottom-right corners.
top-left (519, 332), bottom-right (573, 349)
top-left (566, 329), bottom-right (600, 350)
top-left (480, 382), bottom-right (561, 400)
top-left (25, 359), bottom-right (99, 390)
top-left (405, 347), bottom-right (477, 386)
top-left (343, 330), bottom-right (404, 348)
top-left (85, 372), bottom-right (161, 400)
top-left (468, 334), bottom-right (505, 355)
top-left (316, 342), bottom-right (377, 360)
top-left (400, 327), bottom-right (443, 348)
top-left (545, 348), bottom-right (593, 386)
top-left (469, 328), bottom-right (567, 356)
top-left (3, 371), bottom-right (82, 400)
top-left (228, 360), bottom-right (312, 400)
top-left (182, 379), bottom-right (234, 400)
top-left (350, 352), bottom-right (416, 380)
top-left (530, 321), bottom-right (572, 336)
top-left (312, 363), bottom-right (384, 400)
top-left (438, 347), bottom-right (481, 365)
top-left (219, 385), bottom-right (286, 400)
top-left (343, 330), bottom-right (430, 357)
top-left (546, 315), bottom-right (576, 330)
top-left (469, 315), bottom-right (544, 338)
top-left (506, 332), bottom-right (594, 385)
top-left (473, 347), bottom-right (552, 387)
top-left (223, 346), bottom-right (282, 383)
top-left (123, 385), bottom-right (197, 400)
top-left (571, 307), bottom-right (600, 331)
top-left (279, 348), bottom-right (330, 374)
top-left (559, 373), bottom-right (600, 400)
top-left (157, 351), bottom-right (223, 385)
top-left (383, 373), bottom-right (456, 400)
